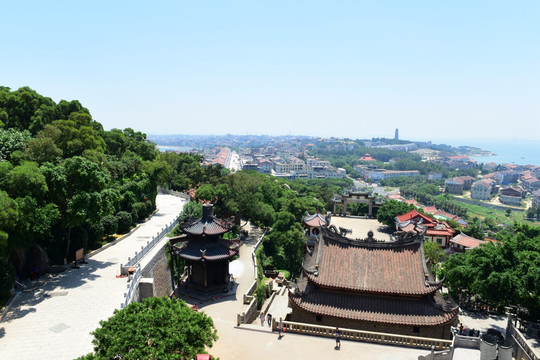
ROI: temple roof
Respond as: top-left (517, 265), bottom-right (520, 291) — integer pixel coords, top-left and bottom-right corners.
top-left (303, 212), bottom-right (327, 228)
top-left (180, 204), bottom-right (233, 236)
top-left (290, 287), bottom-right (458, 326)
top-left (174, 237), bottom-right (239, 261)
top-left (303, 228), bottom-right (442, 296)
top-left (396, 209), bottom-right (435, 225)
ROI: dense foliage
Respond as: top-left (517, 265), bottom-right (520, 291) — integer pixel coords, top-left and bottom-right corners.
top-left (442, 223), bottom-right (540, 319)
top-left (77, 297), bottom-right (218, 360)
top-left (0, 87), bottom-right (173, 300)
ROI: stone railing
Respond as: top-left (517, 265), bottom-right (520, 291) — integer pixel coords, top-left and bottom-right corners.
top-left (121, 264), bottom-right (141, 308)
top-left (157, 186), bottom-right (190, 201)
top-left (123, 216), bottom-right (179, 269)
top-left (507, 320), bottom-right (539, 360)
top-left (276, 321), bottom-right (452, 351)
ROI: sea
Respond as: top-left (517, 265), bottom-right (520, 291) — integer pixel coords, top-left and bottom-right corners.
top-left (441, 139), bottom-right (540, 167)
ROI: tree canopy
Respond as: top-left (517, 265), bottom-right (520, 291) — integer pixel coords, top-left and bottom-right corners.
top-left (376, 200), bottom-right (414, 228)
top-left (442, 223), bottom-right (540, 319)
top-left (77, 297), bottom-right (218, 360)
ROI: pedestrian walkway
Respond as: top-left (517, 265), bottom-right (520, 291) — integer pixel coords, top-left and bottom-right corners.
top-left (0, 194), bottom-right (186, 360)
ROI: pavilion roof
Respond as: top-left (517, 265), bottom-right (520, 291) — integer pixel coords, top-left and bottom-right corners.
top-left (180, 204), bottom-right (232, 236)
top-left (302, 212), bottom-right (327, 228)
top-left (174, 237), bottom-right (239, 261)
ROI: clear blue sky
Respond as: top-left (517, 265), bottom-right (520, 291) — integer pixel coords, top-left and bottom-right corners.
top-left (2, 1), bottom-right (539, 142)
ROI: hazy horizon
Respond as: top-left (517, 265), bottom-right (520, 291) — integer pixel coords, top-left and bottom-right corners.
top-left (2, 1), bottom-right (539, 141)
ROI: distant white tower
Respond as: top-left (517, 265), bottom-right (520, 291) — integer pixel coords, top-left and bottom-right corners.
top-left (394, 128), bottom-right (399, 140)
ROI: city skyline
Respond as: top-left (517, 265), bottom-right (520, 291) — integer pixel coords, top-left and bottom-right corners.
top-left (2, 1), bottom-right (539, 141)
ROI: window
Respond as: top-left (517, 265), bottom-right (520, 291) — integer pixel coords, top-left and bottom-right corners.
top-left (413, 326), bottom-right (420, 333)
top-left (316, 315), bottom-right (323, 322)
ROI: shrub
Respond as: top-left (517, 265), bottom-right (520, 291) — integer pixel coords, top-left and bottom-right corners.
top-left (101, 215), bottom-right (118, 237)
top-left (115, 211), bottom-right (132, 233)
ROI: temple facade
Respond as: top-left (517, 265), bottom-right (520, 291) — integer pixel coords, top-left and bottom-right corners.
top-left (173, 204), bottom-right (240, 292)
top-left (289, 226), bottom-right (458, 339)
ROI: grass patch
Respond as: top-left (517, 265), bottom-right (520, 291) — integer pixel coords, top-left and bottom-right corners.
top-left (456, 201), bottom-right (540, 226)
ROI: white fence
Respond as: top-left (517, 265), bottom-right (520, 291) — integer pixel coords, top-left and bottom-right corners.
top-left (121, 265), bottom-right (141, 308)
top-left (158, 186), bottom-right (190, 201)
top-left (507, 320), bottom-right (539, 360)
top-left (124, 217), bottom-right (179, 268)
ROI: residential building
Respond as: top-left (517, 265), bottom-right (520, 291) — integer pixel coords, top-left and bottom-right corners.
top-left (499, 187), bottom-right (523, 206)
top-left (470, 180), bottom-right (492, 200)
top-left (532, 189), bottom-right (540, 208)
top-left (365, 169), bottom-right (420, 181)
top-left (449, 233), bottom-right (487, 253)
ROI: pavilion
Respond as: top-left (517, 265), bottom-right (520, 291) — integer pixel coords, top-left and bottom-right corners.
top-left (172, 204), bottom-right (240, 292)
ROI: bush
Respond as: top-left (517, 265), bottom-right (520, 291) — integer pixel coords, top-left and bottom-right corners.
top-left (132, 202), bottom-right (146, 221)
top-left (115, 211), bottom-right (132, 233)
top-left (101, 215), bottom-right (118, 237)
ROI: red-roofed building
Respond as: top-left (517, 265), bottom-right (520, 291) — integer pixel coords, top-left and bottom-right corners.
top-left (450, 233), bottom-right (487, 252)
top-left (289, 227), bottom-right (458, 339)
top-left (359, 153), bottom-right (376, 162)
top-left (396, 210), bottom-right (455, 248)
top-left (385, 193), bottom-right (404, 201)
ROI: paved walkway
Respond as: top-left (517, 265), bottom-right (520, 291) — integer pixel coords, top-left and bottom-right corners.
top-left (0, 194), bottom-right (186, 360)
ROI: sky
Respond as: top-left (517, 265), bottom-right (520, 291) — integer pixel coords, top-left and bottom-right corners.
top-left (1, 1), bottom-right (539, 142)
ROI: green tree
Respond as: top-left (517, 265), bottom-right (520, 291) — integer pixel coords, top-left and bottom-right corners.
top-left (424, 240), bottom-right (445, 274)
top-left (42, 156), bottom-right (110, 262)
top-left (376, 200), bottom-right (413, 228)
top-left (179, 201), bottom-right (203, 222)
top-left (78, 297), bottom-right (218, 360)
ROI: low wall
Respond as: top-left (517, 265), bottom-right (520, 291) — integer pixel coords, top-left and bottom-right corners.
top-left (277, 321), bottom-right (453, 351)
top-left (452, 196), bottom-right (524, 212)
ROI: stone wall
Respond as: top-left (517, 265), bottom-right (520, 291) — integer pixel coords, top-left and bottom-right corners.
top-left (141, 244), bottom-right (173, 298)
top-left (289, 301), bottom-right (453, 339)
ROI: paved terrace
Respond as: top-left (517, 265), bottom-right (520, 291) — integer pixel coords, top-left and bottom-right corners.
top-left (330, 216), bottom-right (393, 241)
top-left (0, 194), bottom-right (186, 360)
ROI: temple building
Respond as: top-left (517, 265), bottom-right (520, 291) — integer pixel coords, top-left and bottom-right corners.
top-left (289, 226), bottom-right (458, 339)
top-left (396, 209), bottom-right (455, 249)
top-left (172, 204), bottom-right (240, 292)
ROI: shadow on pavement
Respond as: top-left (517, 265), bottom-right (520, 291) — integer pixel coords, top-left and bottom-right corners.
top-left (2, 258), bottom-right (114, 322)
